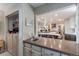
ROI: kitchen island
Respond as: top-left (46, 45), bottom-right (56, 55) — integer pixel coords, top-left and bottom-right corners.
top-left (38, 32), bottom-right (61, 38)
top-left (23, 37), bottom-right (79, 56)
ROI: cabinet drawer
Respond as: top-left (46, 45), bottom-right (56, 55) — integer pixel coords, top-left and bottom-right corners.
top-left (42, 48), bottom-right (60, 56)
top-left (32, 50), bottom-right (41, 56)
top-left (32, 45), bottom-right (41, 52)
top-left (24, 43), bottom-right (31, 48)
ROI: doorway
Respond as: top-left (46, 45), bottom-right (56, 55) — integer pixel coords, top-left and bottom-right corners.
top-left (6, 11), bottom-right (19, 56)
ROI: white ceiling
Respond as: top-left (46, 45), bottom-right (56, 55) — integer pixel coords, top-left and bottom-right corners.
top-left (30, 3), bottom-right (45, 8)
top-left (0, 3), bottom-right (19, 16)
top-left (0, 3), bottom-right (15, 11)
top-left (37, 5), bottom-right (76, 24)
top-left (0, 3), bottom-right (44, 12)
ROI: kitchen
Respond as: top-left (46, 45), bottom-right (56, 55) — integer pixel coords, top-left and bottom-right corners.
top-left (23, 4), bottom-right (78, 56)
top-left (0, 3), bottom-right (79, 56)
top-left (36, 4), bottom-right (76, 41)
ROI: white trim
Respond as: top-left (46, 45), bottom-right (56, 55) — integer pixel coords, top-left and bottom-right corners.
top-left (75, 4), bottom-right (79, 43)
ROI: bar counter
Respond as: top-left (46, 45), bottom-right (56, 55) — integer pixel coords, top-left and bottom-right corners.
top-left (23, 37), bottom-right (79, 56)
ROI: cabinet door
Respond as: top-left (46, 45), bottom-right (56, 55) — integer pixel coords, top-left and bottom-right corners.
top-left (24, 47), bottom-right (32, 56)
top-left (32, 45), bottom-right (41, 56)
top-left (12, 33), bottom-right (19, 56)
top-left (32, 45), bottom-right (41, 52)
top-left (7, 34), bottom-right (13, 54)
top-left (42, 48), bottom-right (60, 56)
top-left (24, 43), bottom-right (31, 48)
top-left (32, 50), bottom-right (41, 56)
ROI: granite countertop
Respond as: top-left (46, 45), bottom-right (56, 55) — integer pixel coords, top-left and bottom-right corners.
top-left (23, 37), bottom-right (79, 56)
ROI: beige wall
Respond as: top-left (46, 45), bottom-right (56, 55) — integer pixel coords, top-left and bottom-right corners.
top-left (0, 11), bottom-right (5, 41)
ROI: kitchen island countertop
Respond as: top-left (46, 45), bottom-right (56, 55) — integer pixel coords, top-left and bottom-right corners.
top-left (23, 37), bottom-right (79, 56)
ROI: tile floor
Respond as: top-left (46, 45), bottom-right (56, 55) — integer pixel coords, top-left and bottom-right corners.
top-left (0, 51), bottom-right (12, 56)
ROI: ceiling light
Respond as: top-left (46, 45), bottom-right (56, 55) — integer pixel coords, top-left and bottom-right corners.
top-left (58, 19), bottom-right (62, 21)
top-left (55, 14), bottom-right (58, 16)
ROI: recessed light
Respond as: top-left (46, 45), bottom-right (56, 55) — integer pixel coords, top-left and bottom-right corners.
top-left (55, 14), bottom-right (58, 16)
top-left (58, 19), bottom-right (62, 21)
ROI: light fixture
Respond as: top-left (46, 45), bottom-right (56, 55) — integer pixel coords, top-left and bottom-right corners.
top-left (40, 16), bottom-right (45, 20)
top-left (55, 14), bottom-right (58, 16)
top-left (58, 19), bottom-right (62, 21)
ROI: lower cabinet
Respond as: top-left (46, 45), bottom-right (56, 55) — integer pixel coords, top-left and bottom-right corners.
top-left (24, 43), bottom-right (31, 48)
top-left (61, 53), bottom-right (70, 56)
top-left (32, 45), bottom-right (41, 56)
top-left (42, 48), bottom-right (60, 56)
top-left (32, 45), bottom-right (41, 52)
top-left (24, 47), bottom-right (32, 56)
top-left (24, 43), bottom-right (70, 56)
top-left (32, 50), bottom-right (41, 56)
